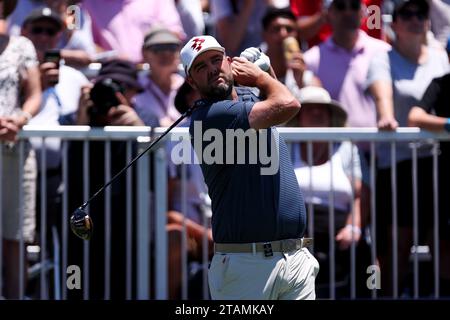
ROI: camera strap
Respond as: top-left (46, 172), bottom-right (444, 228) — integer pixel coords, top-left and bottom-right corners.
top-left (46, 87), bottom-right (62, 110)
top-left (46, 87), bottom-right (65, 124)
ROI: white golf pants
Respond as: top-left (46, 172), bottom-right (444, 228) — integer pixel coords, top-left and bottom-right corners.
top-left (208, 248), bottom-right (319, 300)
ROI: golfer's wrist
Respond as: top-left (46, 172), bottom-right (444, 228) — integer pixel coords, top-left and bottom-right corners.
top-left (255, 71), bottom-right (280, 95)
top-left (444, 118), bottom-right (450, 132)
top-left (254, 70), bottom-right (271, 87)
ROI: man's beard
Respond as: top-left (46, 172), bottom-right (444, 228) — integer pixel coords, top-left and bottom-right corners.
top-left (204, 83), bottom-right (233, 101)
top-left (200, 77), bottom-right (233, 101)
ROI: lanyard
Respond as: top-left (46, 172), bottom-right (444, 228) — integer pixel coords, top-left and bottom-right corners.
top-left (47, 87), bottom-right (63, 112)
top-left (46, 87), bottom-right (66, 124)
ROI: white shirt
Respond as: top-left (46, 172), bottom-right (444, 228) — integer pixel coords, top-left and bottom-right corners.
top-left (292, 142), bottom-right (361, 213)
top-left (29, 64), bottom-right (89, 169)
top-left (367, 46), bottom-right (450, 168)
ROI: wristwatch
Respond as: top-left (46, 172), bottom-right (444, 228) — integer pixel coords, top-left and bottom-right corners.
top-left (445, 118), bottom-right (450, 132)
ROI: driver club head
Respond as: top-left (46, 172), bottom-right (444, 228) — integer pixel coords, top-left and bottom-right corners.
top-left (70, 207), bottom-right (93, 240)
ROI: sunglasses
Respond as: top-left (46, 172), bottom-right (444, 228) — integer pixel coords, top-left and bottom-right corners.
top-left (30, 26), bottom-right (59, 37)
top-left (147, 43), bottom-right (179, 53)
top-left (397, 9), bottom-right (428, 21)
top-left (333, 0), bottom-right (361, 11)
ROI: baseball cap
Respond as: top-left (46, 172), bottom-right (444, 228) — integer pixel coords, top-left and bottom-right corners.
top-left (143, 25), bottom-right (181, 49)
top-left (94, 59), bottom-right (143, 93)
top-left (180, 35), bottom-right (225, 75)
top-left (392, 0), bottom-right (429, 17)
top-left (22, 7), bottom-right (64, 30)
top-left (286, 86), bottom-right (347, 127)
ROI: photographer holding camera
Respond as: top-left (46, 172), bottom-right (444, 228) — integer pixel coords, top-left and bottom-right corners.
top-left (21, 7), bottom-right (90, 158)
top-left (76, 59), bottom-right (144, 127)
top-left (21, 8), bottom-right (90, 274)
top-left (67, 59), bottom-right (145, 300)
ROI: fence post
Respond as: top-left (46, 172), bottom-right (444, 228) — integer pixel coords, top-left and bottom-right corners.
top-left (136, 140), bottom-right (150, 299)
top-left (154, 145), bottom-right (168, 299)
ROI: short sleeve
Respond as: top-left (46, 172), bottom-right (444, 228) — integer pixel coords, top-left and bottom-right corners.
top-left (17, 36), bottom-right (39, 70)
top-left (61, 10), bottom-right (97, 55)
top-left (338, 142), bottom-right (362, 181)
top-left (416, 77), bottom-right (441, 113)
top-left (202, 100), bottom-right (254, 132)
top-left (366, 50), bottom-right (391, 89)
top-left (210, 0), bottom-right (233, 22)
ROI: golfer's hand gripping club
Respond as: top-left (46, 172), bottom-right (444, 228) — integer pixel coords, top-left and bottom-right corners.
top-left (239, 47), bottom-right (271, 72)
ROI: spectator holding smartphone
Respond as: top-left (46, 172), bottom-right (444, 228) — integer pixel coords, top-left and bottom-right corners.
top-left (21, 7), bottom-right (89, 262)
top-left (261, 6), bottom-right (321, 96)
top-left (7, 0), bottom-right (96, 69)
top-left (21, 6), bottom-right (89, 138)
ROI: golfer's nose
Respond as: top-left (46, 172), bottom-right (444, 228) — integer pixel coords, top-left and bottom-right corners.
top-left (208, 65), bottom-right (219, 78)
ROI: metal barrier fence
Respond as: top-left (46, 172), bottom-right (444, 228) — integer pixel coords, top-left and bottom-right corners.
top-left (0, 126), bottom-right (448, 300)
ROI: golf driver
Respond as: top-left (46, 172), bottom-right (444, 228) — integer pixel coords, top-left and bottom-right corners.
top-left (70, 106), bottom-right (196, 240)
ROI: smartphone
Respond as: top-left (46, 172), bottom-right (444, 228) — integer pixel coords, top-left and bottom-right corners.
top-left (44, 49), bottom-right (61, 86)
top-left (44, 49), bottom-right (61, 67)
top-left (283, 36), bottom-right (300, 62)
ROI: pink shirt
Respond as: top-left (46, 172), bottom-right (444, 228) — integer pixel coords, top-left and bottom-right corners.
top-left (304, 31), bottom-right (390, 128)
top-left (83, 0), bottom-right (185, 63)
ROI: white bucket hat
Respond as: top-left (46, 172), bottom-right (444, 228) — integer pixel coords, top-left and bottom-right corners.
top-left (180, 36), bottom-right (225, 75)
top-left (287, 86), bottom-right (347, 127)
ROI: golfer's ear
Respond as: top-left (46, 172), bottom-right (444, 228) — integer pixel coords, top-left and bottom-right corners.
top-left (186, 75), bottom-right (197, 90)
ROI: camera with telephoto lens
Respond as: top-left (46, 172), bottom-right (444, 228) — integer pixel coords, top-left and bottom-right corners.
top-left (89, 78), bottom-right (124, 116)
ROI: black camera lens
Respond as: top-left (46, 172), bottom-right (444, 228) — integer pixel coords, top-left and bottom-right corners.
top-left (90, 78), bottom-right (123, 116)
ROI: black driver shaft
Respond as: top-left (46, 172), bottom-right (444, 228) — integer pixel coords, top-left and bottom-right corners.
top-left (79, 106), bottom-right (195, 210)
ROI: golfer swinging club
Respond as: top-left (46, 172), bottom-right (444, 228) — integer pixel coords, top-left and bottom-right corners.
top-left (181, 35), bottom-right (319, 300)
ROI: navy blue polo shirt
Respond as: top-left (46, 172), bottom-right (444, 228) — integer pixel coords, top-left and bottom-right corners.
top-left (189, 87), bottom-right (306, 243)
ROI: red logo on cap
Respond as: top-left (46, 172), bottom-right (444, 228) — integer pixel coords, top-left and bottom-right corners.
top-left (191, 38), bottom-right (205, 52)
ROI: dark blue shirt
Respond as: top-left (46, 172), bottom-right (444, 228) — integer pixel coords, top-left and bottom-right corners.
top-left (189, 87), bottom-right (306, 243)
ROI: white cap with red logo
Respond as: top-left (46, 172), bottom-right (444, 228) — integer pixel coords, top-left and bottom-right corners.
top-left (180, 36), bottom-right (225, 75)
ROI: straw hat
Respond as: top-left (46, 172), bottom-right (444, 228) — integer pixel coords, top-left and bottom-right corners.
top-left (286, 86), bottom-right (347, 127)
